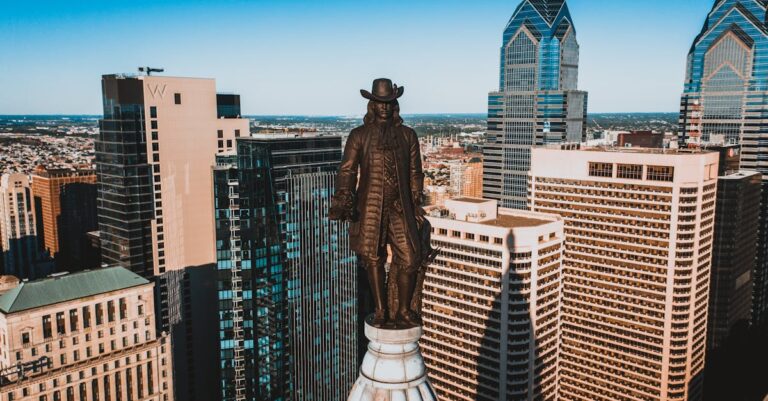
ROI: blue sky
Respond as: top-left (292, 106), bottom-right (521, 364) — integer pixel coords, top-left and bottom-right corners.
top-left (0, 0), bottom-right (710, 115)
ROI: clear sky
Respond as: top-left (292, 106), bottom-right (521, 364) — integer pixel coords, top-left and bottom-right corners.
top-left (0, 0), bottom-right (710, 115)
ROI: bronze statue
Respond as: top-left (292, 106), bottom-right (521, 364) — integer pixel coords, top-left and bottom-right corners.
top-left (330, 78), bottom-right (435, 328)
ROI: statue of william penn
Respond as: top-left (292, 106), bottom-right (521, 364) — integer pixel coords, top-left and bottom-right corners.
top-left (330, 78), bottom-right (432, 328)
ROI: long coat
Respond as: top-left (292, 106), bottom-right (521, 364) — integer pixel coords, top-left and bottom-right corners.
top-left (335, 122), bottom-right (424, 264)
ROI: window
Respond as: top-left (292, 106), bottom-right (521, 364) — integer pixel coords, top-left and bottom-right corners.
top-left (103, 376), bottom-right (111, 401)
top-left (588, 162), bottom-right (613, 177)
top-left (107, 301), bottom-right (115, 322)
top-left (119, 299), bottom-right (127, 320)
top-left (69, 310), bottom-right (79, 332)
top-left (226, 139), bottom-right (232, 148)
top-left (617, 164), bottom-right (643, 180)
top-left (494, 237), bottom-right (503, 244)
top-left (479, 235), bottom-right (489, 242)
top-left (56, 312), bottom-right (67, 334)
top-left (174, 93), bottom-right (181, 104)
top-left (149, 107), bottom-right (157, 118)
top-left (150, 120), bottom-right (158, 130)
top-left (91, 380), bottom-right (99, 401)
top-left (217, 130), bottom-right (223, 138)
top-left (647, 165), bottom-right (674, 182)
top-left (22, 332), bottom-right (30, 345)
top-left (82, 306), bottom-right (91, 328)
top-left (235, 129), bottom-right (240, 137)
top-left (152, 143), bottom-right (159, 152)
top-left (138, 305), bottom-right (144, 316)
top-left (43, 315), bottom-right (52, 338)
top-left (95, 304), bottom-right (103, 325)
top-left (217, 140), bottom-right (223, 148)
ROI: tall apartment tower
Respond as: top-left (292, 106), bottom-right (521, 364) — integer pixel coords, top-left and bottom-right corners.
top-left (421, 198), bottom-right (564, 401)
top-left (97, 73), bottom-right (249, 401)
top-left (31, 166), bottom-right (99, 270)
top-left (0, 267), bottom-right (174, 401)
top-left (678, 0), bottom-right (768, 325)
top-left (462, 158), bottom-right (484, 198)
top-left (0, 173), bottom-right (50, 279)
top-left (530, 146), bottom-right (719, 401)
top-left (704, 144), bottom-right (761, 349)
top-left (483, 0), bottom-right (588, 209)
top-left (213, 135), bottom-right (355, 401)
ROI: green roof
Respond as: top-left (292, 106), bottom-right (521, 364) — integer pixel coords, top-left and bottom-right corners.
top-left (0, 267), bottom-right (150, 314)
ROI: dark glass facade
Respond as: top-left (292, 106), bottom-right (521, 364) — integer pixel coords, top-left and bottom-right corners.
top-left (679, 0), bottom-right (768, 325)
top-left (58, 182), bottom-right (100, 270)
top-left (217, 94), bottom-right (242, 118)
top-left (286, 170), bottom-right (357, 400)
top-left (483, 0), bottom-right (587, 209)
top-left (96, 75), bottom-right (155, 276)
top-left (709, 168), bottom-right (761, 349)
top-left (214, 136), bottom-right (347, 401)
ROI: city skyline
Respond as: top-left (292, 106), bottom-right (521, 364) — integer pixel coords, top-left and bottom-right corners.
top-left (2, 0), bottom-right (768, 400)
top-left (3, 0), bottom-right (712, 115)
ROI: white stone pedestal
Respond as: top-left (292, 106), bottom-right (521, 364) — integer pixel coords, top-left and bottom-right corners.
top-left (347, 318), bottom-right (438, 401)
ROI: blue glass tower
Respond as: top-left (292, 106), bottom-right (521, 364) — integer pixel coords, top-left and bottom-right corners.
top-left (214, 136), bottom-right (355, 401)
top-left (679, 0), bottom-right (768, 326)
top-left (483, 0), bottom-right (588, 209)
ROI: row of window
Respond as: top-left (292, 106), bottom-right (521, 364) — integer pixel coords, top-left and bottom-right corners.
top-left (33, 299), bottom-right (142, 341)
top-left (588, 162), bottom-right (675, 182)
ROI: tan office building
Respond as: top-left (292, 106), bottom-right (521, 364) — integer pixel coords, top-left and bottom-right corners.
top-left (30, 166), bottom-right (96, 257)
top-left (421, 198), bottom-right (564, 401)
top-left (529, 146), bottom-right (719, 401)
top-left (0, 267), bottom-right (173, 401)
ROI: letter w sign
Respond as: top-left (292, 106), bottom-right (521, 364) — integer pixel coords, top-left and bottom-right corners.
top-left (147, 84), bottom-right (167, 99)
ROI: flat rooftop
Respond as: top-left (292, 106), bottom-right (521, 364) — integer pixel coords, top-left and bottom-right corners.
top-left (541, 144), bottom-right (715, 155)
top-left (452, 197), bottom-right (488, 204)
top-left (486, 213), bottom-right (552, 228)
top-left (721, 170), bottom-right (761, 180)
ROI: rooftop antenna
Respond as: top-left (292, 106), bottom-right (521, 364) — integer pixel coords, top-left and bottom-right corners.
top-left (138, 66), bottom-right (165, 76)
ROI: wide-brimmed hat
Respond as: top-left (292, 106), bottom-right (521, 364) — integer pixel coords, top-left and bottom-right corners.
top-left (360, 78), bottom-right (404, 102)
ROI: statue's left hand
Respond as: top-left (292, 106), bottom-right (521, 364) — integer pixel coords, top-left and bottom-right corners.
top-left (414, 206), bottom-right (426, 228)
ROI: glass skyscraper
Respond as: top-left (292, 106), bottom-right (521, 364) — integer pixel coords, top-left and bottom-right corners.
top-left (483, 0), bottom-right (588, 210)
top-left (214, 135), bottom-right (356, 401)
top-left (286, 171), bottom-right (358, 400)
top-left (679, 0), bottom-right (768, 326)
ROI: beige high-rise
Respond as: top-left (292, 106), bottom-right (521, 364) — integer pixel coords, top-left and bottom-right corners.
top-left (0, 174), bottom-right (49, 279)
top-left (421, 198), bottom-right (564, 401)
top-left (0, 174), bottom-right (36, 250)
top-left (97, 74), bottom-right (249, 401)
top-left (529, 146), bottom-right (719, 401)
top-left (98, 75), bottom-right (248, 276)
top-left (0, 267), bottom-right (173, 401)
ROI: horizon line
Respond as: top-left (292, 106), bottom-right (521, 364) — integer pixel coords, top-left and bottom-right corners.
top-left (0, 111), bottom-right (682, 118)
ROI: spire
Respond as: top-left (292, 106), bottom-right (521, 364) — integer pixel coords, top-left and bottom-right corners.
top-left (528, 0), bottom-right (566, 24)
